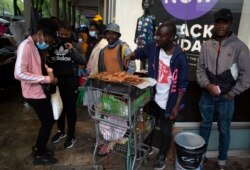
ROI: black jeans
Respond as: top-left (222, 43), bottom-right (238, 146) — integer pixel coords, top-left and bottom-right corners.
top-left (57, 76), bottom-right (78, 139)
top-left (145, 100), bottom-right (173, 158)
top-left (26, 98), bottom-right (54, 156)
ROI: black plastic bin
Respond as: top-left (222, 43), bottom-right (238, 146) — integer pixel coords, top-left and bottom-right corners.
top-left (175, 132), bottom-right (206, 170)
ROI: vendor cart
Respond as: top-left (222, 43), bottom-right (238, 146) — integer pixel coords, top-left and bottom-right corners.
top-left (87, 78), bottom-right (155, 170)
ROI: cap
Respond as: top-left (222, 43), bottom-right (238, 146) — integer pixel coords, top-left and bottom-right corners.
top-left (93, 15), bottom-right (103, 21)
top-left (103, 23), bottom-right (121, 36)
top-left (214, 8), bottom-right (234, 23)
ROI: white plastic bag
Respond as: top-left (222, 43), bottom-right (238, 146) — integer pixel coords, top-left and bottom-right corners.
top-left (51, 87), bottom-right (63, 120)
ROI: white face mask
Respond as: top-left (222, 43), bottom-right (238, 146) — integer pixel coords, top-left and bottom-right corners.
top-left (78, 38), bottom-right (83, 43)
top-left (89, 31), bottom-right (96, 37)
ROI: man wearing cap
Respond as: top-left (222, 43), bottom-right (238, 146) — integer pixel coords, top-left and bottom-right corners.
top-left (92, 14), bottom-right (106, 38)
top-left (197, 8), bottom-right (250, 170)
top-left (98, 23), bottom-right (136, 74)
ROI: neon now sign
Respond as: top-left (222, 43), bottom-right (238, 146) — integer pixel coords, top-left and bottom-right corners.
top-left (161, 0), bottom-right (217, 20)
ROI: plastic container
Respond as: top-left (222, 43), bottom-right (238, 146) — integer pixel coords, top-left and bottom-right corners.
top-left (174, 132), bottom-right (206, 170)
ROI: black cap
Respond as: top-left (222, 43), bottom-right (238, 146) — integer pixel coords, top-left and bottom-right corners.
top-left (214, 8), bottom-right (234, 23)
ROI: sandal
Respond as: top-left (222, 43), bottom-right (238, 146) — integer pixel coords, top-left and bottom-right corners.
top-left (98, 144), bottom-right (108, 156)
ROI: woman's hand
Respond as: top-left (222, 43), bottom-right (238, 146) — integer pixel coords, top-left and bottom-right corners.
top-left (48, 72), bottom-right (56, 84)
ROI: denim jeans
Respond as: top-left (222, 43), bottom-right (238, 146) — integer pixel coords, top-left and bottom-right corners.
top-left (199, 91), bottom-right (234, 162)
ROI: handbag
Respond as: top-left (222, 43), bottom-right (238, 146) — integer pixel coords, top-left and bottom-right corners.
top-left (41, 83), bottom-right (56, 97)
top-left (39, 50), bottom-right (56, 97)
top-left (51, 86), bottom-right (63, 120)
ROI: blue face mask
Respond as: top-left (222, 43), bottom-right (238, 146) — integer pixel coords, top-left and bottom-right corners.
top-left (36, 41), bottom-right (49, 50)
top-left (108, 39), bottom-right (120, 49)
top-left (89, 31), bottom-right (96, 37)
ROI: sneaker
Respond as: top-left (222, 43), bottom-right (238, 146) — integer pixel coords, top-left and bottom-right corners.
top-left (98, 145), bottom-right (108, 156)
top-left (153, 155), bottom-right (166, 170)
top-left (148, 147), bottom-right (154, 156)
top-left (31, 146), bottom-right (54, 157)
top-left (203, 156), bottom-right (208, 163)
top-left (219, 165), bottom-right (226, 170)
top-left (64, 137), bottom-right (76, 149)
top-left (33, 153), bottom-right (58, 165)
top-left (51, 131), bottom-right (66, 143)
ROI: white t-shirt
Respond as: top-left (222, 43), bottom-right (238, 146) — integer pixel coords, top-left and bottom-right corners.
top-left (155, 49), bottom-right (172, 109)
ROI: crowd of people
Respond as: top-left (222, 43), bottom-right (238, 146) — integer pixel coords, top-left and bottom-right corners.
top-left (13, 8), bottom-right (250, 170)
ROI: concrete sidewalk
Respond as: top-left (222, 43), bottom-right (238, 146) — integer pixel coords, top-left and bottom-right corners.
top-left (0, 86), bottom-right (249, 170)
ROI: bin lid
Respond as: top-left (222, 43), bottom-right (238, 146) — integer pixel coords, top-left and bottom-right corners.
top-left (174, 132), bottom-right (205, 150)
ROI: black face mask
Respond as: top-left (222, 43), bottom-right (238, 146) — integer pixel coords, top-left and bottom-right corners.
top-left (59, 37), bottom-right (72, 44)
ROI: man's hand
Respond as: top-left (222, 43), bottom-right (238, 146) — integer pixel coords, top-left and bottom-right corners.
top-left (170, 105), bottom-right (179, 120)
top-left (53, 77), bottom-right (58, 84)
top-left (223, 93), bottom-right (234, 100)
top-left (124, 52), bottom-right (136, 69)
top-left (124, 54), bottom-right (131, 69)
top-left (64, 42), bottom-right (73, 50)
top-left (206, 84), bottom-right (221, 96)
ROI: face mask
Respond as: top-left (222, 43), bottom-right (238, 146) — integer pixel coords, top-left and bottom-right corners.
top-left (107, 39), bottom-right (120, 49)
top-left (36, 41), bottom-right (49, 50)
top-left (89, 31), bottom-right (96, 37)
top-left (59, 37), bottom-right (72, 44)
top-left (78, 38), bottom-right (83, 43)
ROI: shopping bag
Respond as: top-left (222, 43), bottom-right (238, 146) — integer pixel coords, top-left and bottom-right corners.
top-left (51, 86), bottom-right (63, 120)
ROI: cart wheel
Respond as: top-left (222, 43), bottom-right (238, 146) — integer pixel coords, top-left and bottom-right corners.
top-left (143, 156), bottom-right (149, 165)
top-left (93, 164), bottom-right (99, 170)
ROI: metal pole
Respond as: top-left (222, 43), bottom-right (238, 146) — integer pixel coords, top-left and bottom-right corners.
top-left (68, 1), bottom-right (71, 24)
top-left (24, 0), bottom-right (31, 34)
top-left (72, 5), bottom-right (76, 27)
top-left (62, 0), bottom-right (67, 21)
top-left (51, 0), bottom-right (59, 17)
top-left (13, 0), bottom-right (17, 16)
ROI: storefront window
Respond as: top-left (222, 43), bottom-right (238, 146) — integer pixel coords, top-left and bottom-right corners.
top-left (148, 0), bottom-right (250, 122)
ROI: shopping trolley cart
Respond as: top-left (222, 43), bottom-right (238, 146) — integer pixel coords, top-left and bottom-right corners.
top-left (87, 78), bottom-right (155, 170)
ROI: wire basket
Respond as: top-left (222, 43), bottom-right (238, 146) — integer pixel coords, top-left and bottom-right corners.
top-left (135, 115), bottom-right (155, 140)
top-left (98, 119), bottom-right (131, 156)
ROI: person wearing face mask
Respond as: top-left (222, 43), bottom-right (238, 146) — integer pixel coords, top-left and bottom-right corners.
top-left (85, 22), bottom-right (101, 63)
top-left (14, 18), bottom-right (59, 165)
top-left (92, 14), bottom-right (106, 38)
top-left (98, 23), bottom-right (136, 74)
top-left (48, 20), bottom-right (85, 149)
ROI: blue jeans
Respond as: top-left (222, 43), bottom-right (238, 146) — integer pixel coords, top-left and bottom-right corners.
top-left (199, 91), bottom-right (234, 161)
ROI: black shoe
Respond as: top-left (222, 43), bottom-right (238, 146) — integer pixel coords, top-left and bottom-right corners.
top-left (33, 154), bottom-right (58, 165)
top-left (31, 146), bottom-right (54, 157)
top-left (136, 146), bottom-right (154, 160)
top-left (153, 155), bottom-right (166, 170)
top-left (51, 131), bottom-right (66, 143)
top-left (64, 137), bottom-right (76, 149)
top-left (203, 156), bottom-right (208, 163)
